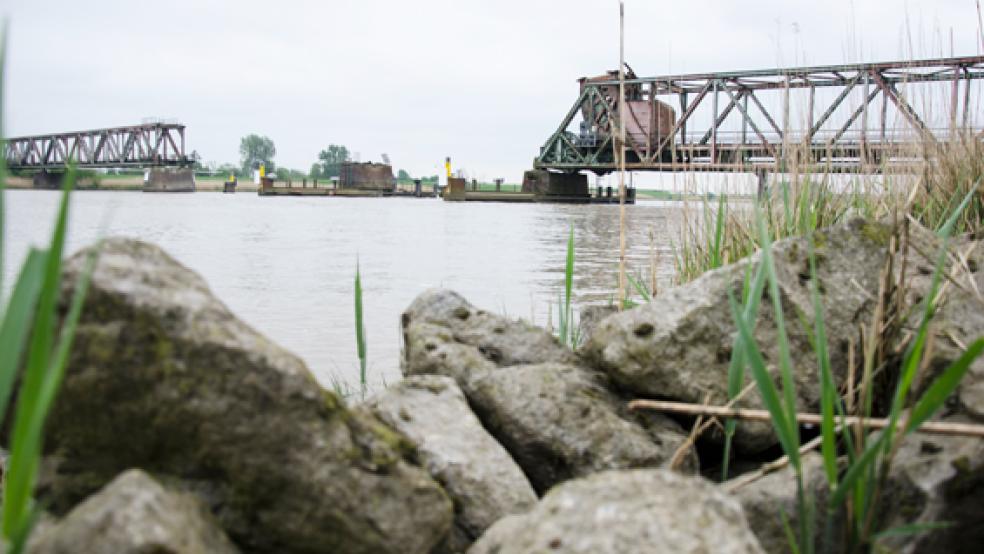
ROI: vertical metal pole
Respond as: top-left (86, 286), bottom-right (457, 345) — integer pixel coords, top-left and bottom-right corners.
top-left (741, 92), bottom-right (749, 145)
top-left (782, 75), bottom-right (790, 166)
top-left (861, 71), bottom-right (870, 162)
top-left (680, 92), bottom-right (688, 145)
top-left (807, 85), bottom-right (815, 139)
top-left (950, 65), bottom-right (960, 134)
top-left (880, 86), bottom-right (888, 142)
top-left (668, 82), bottom-right (677, 167)
top-left (648, 82), bottom-right (656, 160)
top-left (962, 66), bottom-right (971, 129)
top-left (711, 80), bottom-right (719, 164)
top-left (617, 0), bottom-right (627, 310)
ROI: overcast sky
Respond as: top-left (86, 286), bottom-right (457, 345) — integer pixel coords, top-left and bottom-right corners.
top-left (2, 0), bottom-right (982, 181)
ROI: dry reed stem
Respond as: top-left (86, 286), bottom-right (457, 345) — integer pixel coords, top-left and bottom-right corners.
top-left (628, 400), bottom-right (984, 438)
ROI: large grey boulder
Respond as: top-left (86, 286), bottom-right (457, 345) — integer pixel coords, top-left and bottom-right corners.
top-left (401, 288), bottom-right (579, 381)
top-left (401, 290), bottom-right (693, 493)
top-left (873, 421), bottom-right (984, 553)
top-left (365, 375), bottom-right (537, 553)
top-left (468, 469), bottom-right (765, 554)
top-left (730, 453), bottom-right (829, 554)
top-left (580, 218), bottom-right (892, 452)
top-left (466, 362), bottom-right (694, 493)
top-left (47, 238), bottom-right (451, 554)
top-left (28, 469), bottom-right (238, 554)
top-left (898, 232), bottom-right (984, 420)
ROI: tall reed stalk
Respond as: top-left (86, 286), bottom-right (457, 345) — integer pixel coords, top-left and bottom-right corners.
top-left (354, 260), bottom-right (367, 399)
top-left (557, 224), bottom-right (577, 347)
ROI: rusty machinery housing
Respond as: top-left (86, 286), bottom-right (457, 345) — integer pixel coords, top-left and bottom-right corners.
top-left (339, 161), bottom-right (396, 193)
top-left (576, 67), bottom-right (677, 170)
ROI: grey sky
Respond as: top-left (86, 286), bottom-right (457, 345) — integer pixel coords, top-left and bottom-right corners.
top-left (2, 0), bottom-right (981, 181)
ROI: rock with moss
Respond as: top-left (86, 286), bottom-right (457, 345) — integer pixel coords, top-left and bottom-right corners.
top-left (873, 421), bottom-right (984, 554)
top-left (897, 230), bottom-right (984, 420)
top-left (465, 362), bottom-right (694, 493)
top-left (580, 218), bottom-right (892, 453)
top-left (401, 290), bottom-right (692, 493)
top-left (365, 375), bottom-right (537, 553)
top-left (28, 469), bottom-right (238, 554)
top-left (578, 304), bottom-right (618, 344)
top-left (46, 238), bottom-right (452, 554)
top-left (730, 453), bottom-right (829, 554)
top-left (468, 468), bottom-right (765, 554)
top-left (401, 289), bottom-right (579, 381)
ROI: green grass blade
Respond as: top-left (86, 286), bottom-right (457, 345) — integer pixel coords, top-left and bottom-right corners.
top-left (0, 20), bottom-right (6, 297)
top-left (355, 260), bottom-right (367, 399)
top-left (873, 521), bottom-right (952, 540)
top-left (0, 249), bottom-right (46, 419)
top-left (755, 203), bottom-right (801, 471)
top-left (722, 258), bottom-right (768, 479)
top-left (936, 182), bottom-right (978, 238)
top-left (28, 239), bottom-right (98, 452)
top-left (830, 433), bottom-right (885, 507)
top-left (905, 338), bottom-right (984, 434)
top-left (780, 506), bottom-right (803, 554)
top-left (728, 290), bottom-right (800, 468)
top-left (807, 237), bottom-right (840, 488)
top-left (3, 170), bottom-right (74, 540)
top-left (626, 273), bottom-right (651, 303)
top-left (710, 193), bottom-right (726, 268)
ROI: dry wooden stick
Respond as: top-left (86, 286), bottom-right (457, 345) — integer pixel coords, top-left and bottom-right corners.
top-left (667, 383), bottom-right (757, 470)
top-left (628, 400), bottom-right (984, 438)
top-left (723, 433), bottom-right (826, 493)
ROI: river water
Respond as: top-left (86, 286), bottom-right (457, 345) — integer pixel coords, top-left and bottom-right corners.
top-left (3, 190), bottom-right (687, 390)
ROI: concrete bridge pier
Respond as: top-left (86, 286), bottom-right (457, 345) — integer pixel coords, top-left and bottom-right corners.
top-left (144, 168), bottom-right (196, 192)
top-left (522, 170), bottom-right (590, 202)
top-left (32, 170), bottom-right (66, 190)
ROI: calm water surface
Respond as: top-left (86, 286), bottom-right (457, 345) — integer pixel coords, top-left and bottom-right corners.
top-left (3, 190), bottom-right (686, 389)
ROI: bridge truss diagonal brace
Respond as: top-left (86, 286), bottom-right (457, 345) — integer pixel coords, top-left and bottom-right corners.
top-left (720, 87), bottom-right (777, 158)
top-left (871, 71), bottom-right (936, 144)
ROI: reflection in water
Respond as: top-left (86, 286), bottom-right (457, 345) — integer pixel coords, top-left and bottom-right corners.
top-left (3, 191), bottom-right (686, 389)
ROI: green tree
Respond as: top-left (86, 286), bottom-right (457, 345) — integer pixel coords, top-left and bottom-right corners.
top-left (309, 163), bottom-right (322, 179)
top-left (317, 145), bottom-right (350, 178)
top-left (217, 163), bottom-right (240, 178)
top-left (397, 169), bottom-right (411, 181)
top-left (239, 134), bottom-right (276, 175)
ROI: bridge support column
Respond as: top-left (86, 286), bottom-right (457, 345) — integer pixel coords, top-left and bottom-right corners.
top-left (32, 170), bottom-right (65, 190)
top-left (144, 168), bottom-right (196, 192)
top-left (755, 168), bottom-right (769, 200)
top-left (522, 170), bottom-right (590, 203)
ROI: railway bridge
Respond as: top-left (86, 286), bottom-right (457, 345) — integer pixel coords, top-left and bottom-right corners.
top-left (531, 55), bottom-right (984, 196)
top-left (4, 121), bottom-right (195, 191)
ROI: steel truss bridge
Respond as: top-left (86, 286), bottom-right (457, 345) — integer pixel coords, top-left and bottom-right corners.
top-left (535, 55), bottom-right (984, 174)
top-left (4, 122), bottom-right (190, 170)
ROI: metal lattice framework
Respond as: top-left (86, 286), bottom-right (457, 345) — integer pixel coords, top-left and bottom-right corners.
top-left (535, 55), bottom-right (984, 174)
top-left (5, 122), bottom-right (189, 170)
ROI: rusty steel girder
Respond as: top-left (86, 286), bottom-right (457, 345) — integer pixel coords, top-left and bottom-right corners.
top-left (5, 122), bottom-right (189, 170)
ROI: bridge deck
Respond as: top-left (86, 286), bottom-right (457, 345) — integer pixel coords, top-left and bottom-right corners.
top-left (5, 122), bottom-right (189, 170)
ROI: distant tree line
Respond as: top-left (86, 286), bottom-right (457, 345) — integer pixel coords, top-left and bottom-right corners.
top-left (191, 137), bottom-right (430, 183)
